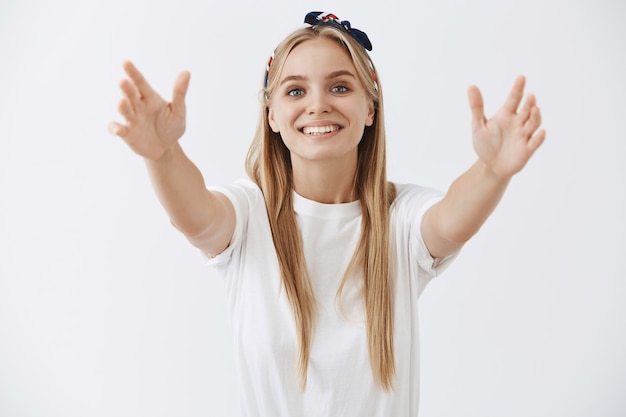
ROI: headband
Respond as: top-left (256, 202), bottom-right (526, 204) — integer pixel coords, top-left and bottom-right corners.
top-left (264, 11), bottom-right (374, 88)
top-left (303, 12), bottom-right (372, 51)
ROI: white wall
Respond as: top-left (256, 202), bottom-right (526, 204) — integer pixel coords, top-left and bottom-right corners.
top-left (1, 0), bottom-right (624, 416)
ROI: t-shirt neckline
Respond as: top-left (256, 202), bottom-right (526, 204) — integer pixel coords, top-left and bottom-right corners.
top-left (293, 191), bottom-right (361, 219)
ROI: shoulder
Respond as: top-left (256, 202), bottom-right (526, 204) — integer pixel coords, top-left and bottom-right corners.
top-left (389, 182), bottom-right (445, 234)
top-left (392, 182), bottom-right (444, 210)
top-left (209, 178), bottom-right (264, 211)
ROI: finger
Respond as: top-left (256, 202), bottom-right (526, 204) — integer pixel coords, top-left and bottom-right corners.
top-left (502, 75), bottom-right (526, 113)
top-left (528, 128), bottom-right (546, 153)
top-left (517, 93), bottom-right (535, 123)
top-left (108, 121), bottom-right (128, 137)
top-left (119, 78), bottom-right (141, 110)
top-left (171, 70), bottom-right (191, 110)
top-left (122, 60), bottom-right (154, 98)
top-left (467, 85), bottom-right (486, 130)
top-left (522, 106), bottom-right (542, 137)
top-left (117, 97), bottom-right (135, 120)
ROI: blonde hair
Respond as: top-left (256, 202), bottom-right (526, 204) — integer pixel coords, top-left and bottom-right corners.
top-left (245, 25), bottom-right (397, 391)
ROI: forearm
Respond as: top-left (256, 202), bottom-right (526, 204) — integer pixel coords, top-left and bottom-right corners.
top-left (144, 143), bottom-right (220, 237)
top-left (440, 159), bottom-right (510, 242)
top-left (422, 76), bottom-right (544, 258)
top-left (424, 159), bottom-right (510, 257)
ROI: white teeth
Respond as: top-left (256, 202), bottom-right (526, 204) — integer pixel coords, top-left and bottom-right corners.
top-left (302, 125), bottom-right (339, 135)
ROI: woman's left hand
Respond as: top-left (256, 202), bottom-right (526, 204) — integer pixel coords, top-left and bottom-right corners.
top-left (468, 76), bottom-right (546, 180)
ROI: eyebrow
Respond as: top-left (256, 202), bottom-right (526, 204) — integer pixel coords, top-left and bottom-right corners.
top-left (279, 70), bottom-right (356, 86)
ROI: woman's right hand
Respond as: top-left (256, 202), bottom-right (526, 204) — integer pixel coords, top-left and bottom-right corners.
top-left (109, 61), bottom-right (191, 161)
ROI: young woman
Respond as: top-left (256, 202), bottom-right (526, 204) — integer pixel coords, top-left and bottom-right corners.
top-left (109, 11), bottom-right (545, 417)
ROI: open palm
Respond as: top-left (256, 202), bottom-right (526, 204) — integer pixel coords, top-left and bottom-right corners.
top-left (109, 61), bottom-right (191, 161)
top-left (469, 76), bottom-right (546, 179)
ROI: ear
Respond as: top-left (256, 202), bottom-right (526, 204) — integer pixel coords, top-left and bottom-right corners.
top-left (268, 106), bottom-right (280, 133)
top-left (365, 99), bottom-right (375, 127)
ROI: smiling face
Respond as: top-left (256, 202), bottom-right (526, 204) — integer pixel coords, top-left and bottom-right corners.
top-left (268, 38), bottom-right (375, 172)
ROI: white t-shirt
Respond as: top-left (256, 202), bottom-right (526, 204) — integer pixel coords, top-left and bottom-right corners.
top-left (193, 179), bottom-right (457, 417)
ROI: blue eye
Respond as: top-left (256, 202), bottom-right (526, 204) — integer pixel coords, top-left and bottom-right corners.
top-left (287, 88), bottom-right (304, 97)
top-left (332, 85), bottom-right (348, 93)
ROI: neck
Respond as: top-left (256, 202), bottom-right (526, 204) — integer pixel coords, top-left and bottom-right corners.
top-left (291, 156), bottom-right (358, 204)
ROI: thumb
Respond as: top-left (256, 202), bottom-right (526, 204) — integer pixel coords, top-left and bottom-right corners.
top-left (467, 85), bottom-right (486, 131)
top-left (172, 70), bottom-right (191, 109)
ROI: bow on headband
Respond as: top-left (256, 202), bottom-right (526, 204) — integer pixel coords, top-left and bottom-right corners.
top-left (264, 11), bottom-right (374, 88)
top-left (304, 12), bottom-right (373, 52)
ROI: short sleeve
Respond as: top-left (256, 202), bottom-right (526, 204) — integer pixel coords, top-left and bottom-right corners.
top-left (186, 179), bottom-right (260, 268)
top-left (412, 195), bottom-right (459, 277)
top-left (391, 183), bottom-right (461, 295)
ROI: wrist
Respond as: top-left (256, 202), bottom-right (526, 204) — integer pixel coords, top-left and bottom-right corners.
top-left (476, 159), bottom-right (512, 187)
top-left (144, 143), bottom-right (183, 166)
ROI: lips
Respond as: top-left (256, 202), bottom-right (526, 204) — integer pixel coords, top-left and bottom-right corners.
top-left (301, 125), bottom-right (341, 135)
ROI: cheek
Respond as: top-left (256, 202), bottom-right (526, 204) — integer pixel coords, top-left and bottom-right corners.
top-left (270, 105), bottom-right (301, 133)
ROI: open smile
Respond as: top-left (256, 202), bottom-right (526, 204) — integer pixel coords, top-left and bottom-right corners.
top-left (300, 125), bottom-right (341, 136)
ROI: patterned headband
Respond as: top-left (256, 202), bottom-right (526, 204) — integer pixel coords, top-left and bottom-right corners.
top-left (264, 11), bottom-right (375, 89)
top-left (304, 12), bottom-right (372, 51)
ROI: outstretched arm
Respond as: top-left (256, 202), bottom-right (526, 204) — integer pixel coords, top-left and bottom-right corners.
top-left (109, 61), bottom-right (234, 257)
top-left (422, 76), bottom-right (546, 259)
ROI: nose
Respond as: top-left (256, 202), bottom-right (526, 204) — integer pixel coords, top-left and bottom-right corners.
top-left (306, 89), bottom-right (331, 115)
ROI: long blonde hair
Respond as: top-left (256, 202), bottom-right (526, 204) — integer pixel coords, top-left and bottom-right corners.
top-left (245, 25), bottom-right (397, 391)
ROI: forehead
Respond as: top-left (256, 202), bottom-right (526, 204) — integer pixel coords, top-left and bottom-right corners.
top-left (280, 38), bottom-right (356, 76)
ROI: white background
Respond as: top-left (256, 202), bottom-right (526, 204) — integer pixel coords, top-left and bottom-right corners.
top-left (1, 0), bottom-right (625, 416)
